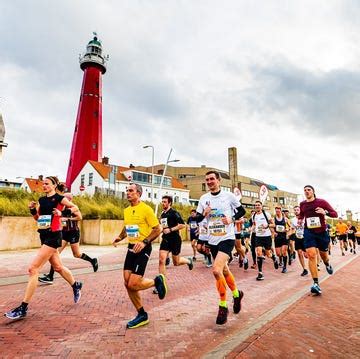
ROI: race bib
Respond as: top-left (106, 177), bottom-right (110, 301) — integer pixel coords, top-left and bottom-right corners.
top-left (276, 225), bottom-right (285, 233)
top-left (61, 218), bottom-right (68, 227)
top-left (160, 218), bottom-right (168, 228)
top-left (37, 215), bottom-right (51, 229)
top-left (209, 222), bottom-right (226, 236)
top-left (190, 222), bottom-right (198, 229)
top-left (295, 227), bottom-right (304, 239)
top-left (126, 225), bottom-right (139, 238)
top-left (306, 217), bottom-right (321, 229)
top-left (199, 225), bottom-right (207, 234)
top-left (256, 224), bottom-right (265, 235)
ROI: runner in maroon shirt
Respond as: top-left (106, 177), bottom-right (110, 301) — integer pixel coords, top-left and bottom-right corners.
top-left (299, 185), bottom-right (337, 295)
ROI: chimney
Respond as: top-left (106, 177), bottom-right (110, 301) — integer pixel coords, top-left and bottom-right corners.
top-left (102, 156), bottom-right (109, 165)
top-left (38, 175), bottom-right (43, 181)
top-left (228, 147), bottom-right (238, 190)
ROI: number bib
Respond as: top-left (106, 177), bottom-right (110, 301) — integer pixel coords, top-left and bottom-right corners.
top-left (295, 227), bottom-right (304, 239)
top-left (190, 222), bottom-right (198, 229)
top-left (61, 219), bottom-right (68, 227)
top-left (160, 218), bottom-right (168, 228)
top-left (276, 225), bottom-right (285, 233)
top-left (199, 225), bottom-right (207, 235)
top-left (208, 220), bottom-right (226, 236)
top-left (126, 225), bottom-right (139, 238)
top-left (306, 217), bottom-right (321, 229)
top-left (37, 215), bottom-right (52, 229)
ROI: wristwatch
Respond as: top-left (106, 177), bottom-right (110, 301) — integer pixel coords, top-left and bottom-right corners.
top-left (143, 239), bottom-right (150, 245)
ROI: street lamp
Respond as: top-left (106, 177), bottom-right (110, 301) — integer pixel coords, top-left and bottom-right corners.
top-left (142, 145), bottom-right (154, 202)
top-left (155, 148), bottom-right (180, 215)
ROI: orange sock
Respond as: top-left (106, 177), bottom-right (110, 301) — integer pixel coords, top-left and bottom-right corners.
top-left (216, 276), bottom-right (227, 302)
top-left (224, 271), bottom-right (237, 292)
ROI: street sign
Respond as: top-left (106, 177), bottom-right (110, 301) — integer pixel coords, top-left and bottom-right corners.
top-left (233, 187), bottom-right (242, 201)
top-left (79, 185), bottom-right (85, 191)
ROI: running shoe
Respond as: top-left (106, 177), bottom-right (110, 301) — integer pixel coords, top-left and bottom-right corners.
top-left (206, 262), bottom-right (213, 268)
top-left (301, 269), bottom-right (309, 276)
top-left (281, 267), bottom-right (288, 274)
top-left (154, 274), bottom-right (167, 300)
top-left (354, 250), bottom-right (357, 254)
top-left (73, 281), bottom-right (83, 303)
top-left (273, 258), bottom-right (279, 270)
top-left (165, 257), bottom-right (171, 266)
top-left (4, 305), bottom-right (27, 320)
top-left (325, 264), bottom-right (333, 275)
top-left (350, 248), bottom-right (353, 253)
top-left (288, 256), bottom-right (292, 266)
top-left (216, 306), bottom-right (228, 325)
top-left (292, 252), bottom-right (296, 260)
top-left (310, 283), bottom-right (322, 295)
top-left (243, 257), bottom-right (249, 270)
top-left (238, 258), bottom-right (243, 268)
top-left (345, 246), bottom-right (348, 251)
top-left (152, 288), bottom-right (158, 295)
top-left (187, 257), bottom-right (194, 270)
top-left (256, 273), bottom-right (264, 281)
top-left (342, 252), bottom-right (345, 256)
top-left (233, 290), bottom-right (244, 314)
top-left (126, 312), bottom-right (149, 329)
top-left (38, 274), bottom-right (54, 284)
top-left (92, 258), bottom-right (99, 272)
top-left (192, 256), bottom-right (197, 262)
top-left (250, 264), bottom-right (257, 269)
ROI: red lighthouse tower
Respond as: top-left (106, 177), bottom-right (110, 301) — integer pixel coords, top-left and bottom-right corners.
top-left (66, 33), bottom-right (108, 189)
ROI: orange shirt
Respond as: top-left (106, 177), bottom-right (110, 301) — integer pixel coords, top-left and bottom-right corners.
top-left (336, 222), bottom-right (348, 235)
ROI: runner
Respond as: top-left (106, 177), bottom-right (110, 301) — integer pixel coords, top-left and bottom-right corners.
top-left (249, 210), bottom-right (257, 269)
top-left (283, 209), bottom-right (295, 264)
top-left (4, 176), bottom-right (83, 320)
top-left (196, 171), bottom-right (245, 325)
top-left (272, 206), bottom-right (290, 274)
top-left (252, 201), bottom-right (279, 280)
top-left (298, 185), bottom-right (337, 295)
top-left (112, 183), bottom-right (166, 329)
top-left (336, 218), bottom-right (348, 256)
top-left (290, 205), bottom-right (308, 276)
top-left (347, 221), bottom-right (357, 255)
top-left (38, 193), bottom-right (98, 284)
top-left (187, 209), bottom-right (199, 261)
top-left (234, 219), bottom-right (249, 270)
top-left (158, 195), bottom-right (193, 275)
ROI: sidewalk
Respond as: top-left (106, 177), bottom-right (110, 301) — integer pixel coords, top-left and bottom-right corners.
top-left (0, 242), bottom-right (358, 358)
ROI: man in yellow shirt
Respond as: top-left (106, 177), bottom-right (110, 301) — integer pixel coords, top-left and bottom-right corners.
top-left (113, 183), bottom-right (166, 329)
top-left (336, 218), bottom-right (348, 256)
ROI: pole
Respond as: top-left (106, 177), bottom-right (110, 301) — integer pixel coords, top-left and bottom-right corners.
top-left (151, 147), bottom-right (154, 202)
top-left (155, 148), bottom-right (173, 216)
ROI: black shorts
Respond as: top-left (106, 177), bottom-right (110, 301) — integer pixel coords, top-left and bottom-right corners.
top-left (197, 239), bottom-right (209, 246)
top-left (190, 233), bottom-right (198, 241)
top-left (235, 233), bottom-right (241, 240)
top-left (160, 237), bottom-right (182, 256)
top-left (275, 235), bottom-right (288, 248)
top-left (303, 229), bottom-right (330, 252)
top-left (209, 240), bottom-right (235, 259)
top-left (289, 234), bottom-right (296, 242)
top-left (295, 237), bottom-right (305, 251)
top-left (338, 234), bottom-right (347, 242)
top-left (123, 243), bottom-right (152, 276)
top-left (62, 230), bottom-right (80, 244)
top-left (39, 230), bottom-right (62, 249)
top-left (348, 236), bottom-right (356, 242)
top-left (255, 236), bottom-right (272, 250)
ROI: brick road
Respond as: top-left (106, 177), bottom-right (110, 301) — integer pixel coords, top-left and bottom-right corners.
top-left (0, 242), bottom-right (358, 358)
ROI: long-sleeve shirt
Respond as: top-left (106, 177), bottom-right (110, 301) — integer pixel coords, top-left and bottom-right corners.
top-left (299, 198), bottom-right (337, 233)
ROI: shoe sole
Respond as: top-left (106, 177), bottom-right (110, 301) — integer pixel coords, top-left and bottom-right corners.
top-left (38, 280), bottom-right (54, 285)
top-left (156, 274), bottom-right (167, 300)
top-left (310, 288), bottom-right (321, 295)
top-left (127, 319), bottom-right (149, 329)
top-left (256, 277), bottom-right (264, 281)
top-left (233, 290), bottom-right (244, 314)
top-left (92, 259), bottom-right (99, 272)
top-left (4, 313), bottom-right (26, 320)
top-left (74, 282), bottom-right (83, 304)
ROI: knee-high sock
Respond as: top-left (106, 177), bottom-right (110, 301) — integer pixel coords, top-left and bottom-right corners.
top-left (81, 253), bottom-right (93, 263)
top-left (216, 276), bottom-right (227, 303)
top-left (257, 256), bottom-right (264, 272)
top-left (224, 271), bottom-right (239, 297)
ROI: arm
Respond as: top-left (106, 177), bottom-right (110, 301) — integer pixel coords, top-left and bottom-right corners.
top-left (28, 201), bottom-right (39, 221)
top-left (113, 226), bottom-right (127, 247)
top-left (133, 224), bottom-right (162, 253)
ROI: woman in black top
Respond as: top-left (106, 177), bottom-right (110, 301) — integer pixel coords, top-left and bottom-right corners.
top-left (5, 176), bottom-right (83, 320)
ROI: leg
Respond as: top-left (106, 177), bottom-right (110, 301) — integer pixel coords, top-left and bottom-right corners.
top-left (158, 250), bottom-right (168, 275)
top-left (191, 239), bottom-right (197, 259)
top-left (49, 251), bottom-right (76, 286)
top-left (172, 254), bottom-right (191, 267)
top-left (126, 273), bottom-right (155, 310)
top-left (306, 247), bottom-right (318, 280)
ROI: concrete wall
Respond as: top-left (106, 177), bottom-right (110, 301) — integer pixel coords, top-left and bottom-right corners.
top-left (0, 217), bottom-right (188, 250)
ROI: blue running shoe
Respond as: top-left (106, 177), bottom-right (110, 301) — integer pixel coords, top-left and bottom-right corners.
top-left (325, 264), bottom-right (333, 275)
top-left (4, 305), bottom-right (27, 320)
top-left (310, 283), bottom-right (322, 295)
top-left (154, 274), bottom-right (167, 300)
top-left (73, 281), bottom-right (83, 303)
top-left (127, 312), bottom-right (149, 329)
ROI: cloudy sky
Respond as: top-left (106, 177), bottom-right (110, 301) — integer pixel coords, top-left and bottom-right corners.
top-left (0, 1), bottom-right (359, 217)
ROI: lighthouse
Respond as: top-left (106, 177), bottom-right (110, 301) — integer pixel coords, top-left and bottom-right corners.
top-left (66, 33), bottom-right (108, 189)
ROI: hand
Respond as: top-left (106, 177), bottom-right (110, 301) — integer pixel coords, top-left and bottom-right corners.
top-left (133, 242), bottom-right (145, 253)
top-left (315, 207), bottom-right (326, 215)
top-left (274, 232), bottom-right (278, 237)
top-left (28, 201), bottom-right (37, 209)
top-left (163, 228), bottom-right (171, 234)
top-left (112, 237), bottom-right (121, 247)
top-left (221, 216), bottom-right (232, 225)
top-left (52, 208), bottom-right (62, 216)
top-left (203, 206), bottom-right (212, 217)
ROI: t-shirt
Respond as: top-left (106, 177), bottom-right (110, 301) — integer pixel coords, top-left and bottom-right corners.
top-left (160, 208), bottom-right (184, 241)
top-left (62, 208), bottom-right (79, 232)
top-left (123, 202), bottom-right (159, 244)
top-left (38, 193), bottom-right (64, 232)
top-left (196, 191), bottom-right (240, 245)
top-left (198, 218), bottom-right (209, 241)
top-left (347, 225), bottom-right (356, 239)
top-left (299, 198), bottom-right (337, 233)
top-left (336, 223), bottom-right (348, 235)
top-left (187, 216), bottom-right (199, 237)
top-left (291, 216), bottom-right (304, 239)
top-left (253, 211), bottom-right (272, 237)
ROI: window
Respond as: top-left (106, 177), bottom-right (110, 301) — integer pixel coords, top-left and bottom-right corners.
top-left (279, 197), bottom-right (285, 205)
top-left (132, 172), bottom-right (151, 183)
top-left (241, 190), bottom-right (251, 197)
top-left (88, 173), bottom-right (93, 186)
top-left (273, 197), bottom-right (278, 202)
top-left (202, 183), bottom-right (206, 191)
top-left (81, 174), bottom-right (85, 186)
top-left (148, 193), bottom-right (151, 198)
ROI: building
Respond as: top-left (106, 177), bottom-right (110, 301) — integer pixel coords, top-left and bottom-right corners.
top-left (71, 158), bottom-right (190, 204)
top-left (20, 177), bottom-right (45, 193)
top-left (138, 148), bottom-right (299, 213)
top-left (0, 179), bottom-right (21, 190)
top-left (0, 110), bottom-right (8, 159)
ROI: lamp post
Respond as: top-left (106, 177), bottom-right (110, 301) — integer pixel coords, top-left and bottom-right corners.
top-left (142, 145), bottom-right (154, 202)
top-left (154, 148), bottom-right (180, 216)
